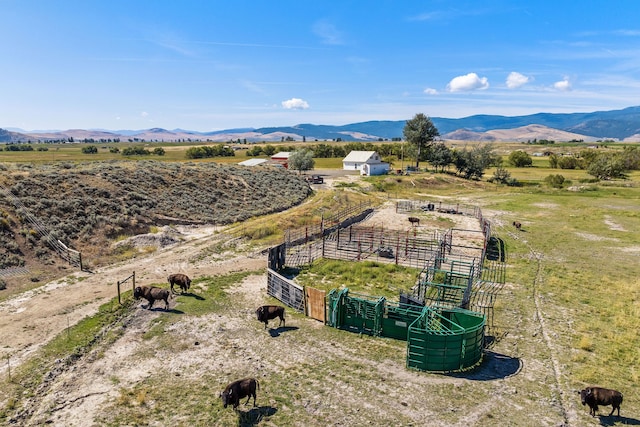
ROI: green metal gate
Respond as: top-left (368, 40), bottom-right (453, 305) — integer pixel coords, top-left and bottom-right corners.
top-left (407, 307), bottom-right (485, 372)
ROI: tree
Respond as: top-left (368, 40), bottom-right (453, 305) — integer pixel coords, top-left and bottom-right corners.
top-left (452, 144), bottom-right (499, 180)
top-left (81, 145), bottom-right (98, 154)
top-left (403, 113), bottom-right (440, 169)
top-left (288, 148), bottom-right (315, 173)
top-left (508, 150), bottom-right (532, 167)
top-left (426, 142), bottom-right (452, 172)
top-left (587, 153), bottom-right (626, 180)
top-left (263, 145), bottom-right (277, 156)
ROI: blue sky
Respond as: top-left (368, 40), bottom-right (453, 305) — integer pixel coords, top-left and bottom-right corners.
top-left (2, 0), bottom-right (640, 131)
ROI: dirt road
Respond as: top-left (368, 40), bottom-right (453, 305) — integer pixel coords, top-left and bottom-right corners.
top-left (0, 225), bottom-right (266, 372)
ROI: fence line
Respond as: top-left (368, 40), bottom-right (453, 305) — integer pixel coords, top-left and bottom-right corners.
top-left (0, 184), bottom-right (83, 269)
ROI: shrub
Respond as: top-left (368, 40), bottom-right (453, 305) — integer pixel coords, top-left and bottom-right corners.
top-left (544, 174), bottom-right (565, 188)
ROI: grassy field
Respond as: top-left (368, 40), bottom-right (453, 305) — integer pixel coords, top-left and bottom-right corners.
top-left (1, 141), bottom-right (640, 425)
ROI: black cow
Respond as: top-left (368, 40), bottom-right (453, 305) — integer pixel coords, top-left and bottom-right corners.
top-left (577, 386), bottom-right (623, 417)
top-left (134, 286), bottom-right (171, 310)
top-left (408, 217), bottom-right (420, 227)
top-left (167, 273), bottom-right (191, 294)
top-left (256, 305), bottom-right (285, 329)
top-left (512, 221), bottom-right (522, 230)
top-left (220, 378), bottom-right (259, 410)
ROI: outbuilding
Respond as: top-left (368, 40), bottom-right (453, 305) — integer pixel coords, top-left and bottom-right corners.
top-left (342, 151), bottom-right (390, 176)
top-left (271, 152), bottom-right (291, 169)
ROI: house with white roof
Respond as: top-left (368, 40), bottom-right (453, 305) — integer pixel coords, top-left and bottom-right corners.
top-left (342, 151), bottom-right (390, 176)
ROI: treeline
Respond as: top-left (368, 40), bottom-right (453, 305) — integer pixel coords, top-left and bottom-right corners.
top-left (549, 146), bottom-right (640, 179)
top-left (185, 144), bottom-right (235, 159)
top-left (246, 142), bottom-right (402, 158)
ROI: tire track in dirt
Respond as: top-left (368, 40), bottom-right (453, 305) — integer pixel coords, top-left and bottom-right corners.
top-left (513, 230), bottom-right (575, 427)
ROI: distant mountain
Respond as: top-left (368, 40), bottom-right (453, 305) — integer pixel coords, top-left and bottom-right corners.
top-left (3, 106), bottom-right (640, 143)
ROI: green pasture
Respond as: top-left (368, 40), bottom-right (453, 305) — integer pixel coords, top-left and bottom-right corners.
top-left (2, 141), bottom-right (640, 424)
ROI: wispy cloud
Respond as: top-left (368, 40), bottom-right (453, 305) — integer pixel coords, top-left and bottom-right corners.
top-left (312, 20), bottom-right (344, 45)
top-left (408, 7), bottom-right (489, 22)
top-left (282, 98), bottom-right (310, 110)
top-left (424, 88), bottom-right (438, 95)
top-left (506, 72), bottom-right (531, 89)
top-left (447, 73), bottom-right (489, 92)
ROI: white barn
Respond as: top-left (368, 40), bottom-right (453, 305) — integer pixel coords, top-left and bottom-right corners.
top-left (342, 151), bottom-right (390, 176)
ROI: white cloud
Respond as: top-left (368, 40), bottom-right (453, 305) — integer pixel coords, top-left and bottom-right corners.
top-left (446, 73), bottom-right (489, 92)
top-left (424, 88), bottom-right (438, 95)
top-left (312, 21), bottom-right (344, 45)
top-left (553, 77), bottom-right (572, 91)
top-left (141, 111), bottom-right (149, 117)
top-left (281, 98), bottom-right (310, 110)
top-left (506, 72), bottom-right (530, 89)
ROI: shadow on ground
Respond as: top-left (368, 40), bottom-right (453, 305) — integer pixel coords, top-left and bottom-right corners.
top-left (449, 351), bottom-right (522, 381)
top-left (268, 326), bottom-right (299, 337)
top-left (237, 406), bottom-right (278, 426)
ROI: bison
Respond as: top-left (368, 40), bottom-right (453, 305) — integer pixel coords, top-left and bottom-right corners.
top-left (134, 285), bottom-right (170, 310)
top-left (167, 273), bottom-right (191, 294)
top-left (256, 305), bottom-right (285, 329)
top-left (408, 217), bottom-right (420, 226)
top-left (512, 221), bottom-right (522, 230)
top-left (577, 386), bottom-right (623, 417)
top-left (220, 378), bottom-right (259, 410)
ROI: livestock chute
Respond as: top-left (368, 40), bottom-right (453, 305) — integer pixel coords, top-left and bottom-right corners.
top-left (406, 307), bottom-right (485, 372)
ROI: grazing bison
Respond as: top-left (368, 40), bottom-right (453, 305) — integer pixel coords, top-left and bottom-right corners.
top-left (134, 286), bottom-right (170, 310)
top-left (408, 217), bottom-right (420, 226)
top-left (220, 378), bottom-right (259, 410)
top-left (256, 305), bottom-right (285, 329)
top-left (512, 221), bottom-right (522, 230)
top-left (167, 273), bottom-right (191, 294)
top-left (577, 386), bottom-right (623, 417)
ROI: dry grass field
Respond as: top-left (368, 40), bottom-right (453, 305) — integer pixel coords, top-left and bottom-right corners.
top-left (1, 151), bottom-right (639, 426)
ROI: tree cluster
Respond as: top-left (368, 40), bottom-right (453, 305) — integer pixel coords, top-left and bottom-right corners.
top-left (184, 145), bottom-right (234, 159)
top-left (549, 147), bottom-right (640, 180)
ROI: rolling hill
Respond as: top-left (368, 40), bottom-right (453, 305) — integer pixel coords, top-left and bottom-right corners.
top-left (3, 106), bottom-right (640, 143)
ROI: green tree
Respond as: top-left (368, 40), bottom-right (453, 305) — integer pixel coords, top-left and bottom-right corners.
top-left (488, 167), bottom-right (519, 186)
top-left (152, 147), bottom-right (165, 156)
top-left (403, 113), bottom-right (440, 169)
top-left (426, 142), bottom-right (452, 172)
top-left (587, 153), bottom-right (626, 180)
top-left (288, 148), bottom-right (315, 173)
top-left (508, 150), bottom-right (532, 167)
top-left (81, 145), bottom-right (98, 154)
top-left (263, 145), bottom-right (277, 156)
top-left (452, 144), bottom-right (499, 180)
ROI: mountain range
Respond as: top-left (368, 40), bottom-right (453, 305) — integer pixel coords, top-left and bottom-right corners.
top-left (3, 106), bottom-right (640, 144)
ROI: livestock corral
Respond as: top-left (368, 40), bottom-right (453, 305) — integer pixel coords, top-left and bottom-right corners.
top-left (1, 194), bottom-right (633, 426)
top-left (266, 199), bottom-right (504, 373)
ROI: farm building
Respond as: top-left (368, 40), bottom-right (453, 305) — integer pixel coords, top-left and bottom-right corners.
top-left (271, 152), bottom-right (291, 169)
top-left (342, 151), bottom-right (390, 176)
top-left (238, 158), bottom-right (268, 167)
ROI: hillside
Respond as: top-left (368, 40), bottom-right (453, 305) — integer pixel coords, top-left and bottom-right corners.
top-left (4, 105), bottom-right (640, 143)
top-left (0, 161), bottom-right (311, 288)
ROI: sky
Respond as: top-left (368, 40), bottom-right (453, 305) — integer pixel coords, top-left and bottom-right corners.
top-left (2, 0), bottom-right (640, 132)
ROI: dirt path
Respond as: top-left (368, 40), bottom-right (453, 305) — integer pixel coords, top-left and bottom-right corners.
top-left (0, 225), bottom-right (265, 373)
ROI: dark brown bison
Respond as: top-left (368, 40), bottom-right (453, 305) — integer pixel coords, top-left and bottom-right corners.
top-left (220, 378), bottom-right (259, 410)
top-left (134, 286), bottom-right (170, 310)
top-left (256, 305), bottom-right (285, 329)
top-left (167, 273), bottom-right (191, 294)
top-left (512, 221), bottom-right (522, 230)
top-left (408, 216), bottom-right (420, 226)
top-left (577, 386), bottom-right (623, 417)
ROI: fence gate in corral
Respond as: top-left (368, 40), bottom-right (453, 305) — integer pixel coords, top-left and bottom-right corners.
top-left (267, 268), bottom-right (304, 312)
top-left (305, 287), bottom-right (326, 323)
